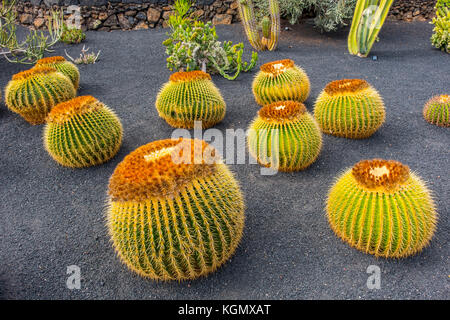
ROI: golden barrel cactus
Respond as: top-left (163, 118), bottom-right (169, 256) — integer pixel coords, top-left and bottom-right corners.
top-left (247, 101), bottom-right (322, 171)
top-left (35, 56), bottom-right (80, 89)
top-left (423, 94), bottom-right (449, 127)
top-left (155, 71), bottom-right (226, 129)
top-left (327, 159), bottom-right (437, 258)
top-left (44, 96), bottom-right (123, 167)
top-left (314, 79), bottom-right (385, 139)
top-left (107, 138), bottom-right (245, 280)
top-left (4, 67), bottom-right (76, 125)
top-left (252, 59), bottom-right (310, 105)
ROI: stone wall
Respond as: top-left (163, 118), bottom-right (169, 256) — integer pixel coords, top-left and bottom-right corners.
top-left (10, 0), bottom-right (438, 32)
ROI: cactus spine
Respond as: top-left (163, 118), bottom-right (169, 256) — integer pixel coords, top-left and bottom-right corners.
top-left (44, 96), bottom-right (123, 167)
top-left (327, 159), bottom-right (437, 258)
top-left (348, 0), bottom-right (394, 57)
top-left (237, 0), bottom-right (280, 51)
top-left (107, 138), bottom-right (245, 280)
top-left (252, 59), bottom-right (310, 105)
top-left (423, 94), bottom-right (449, 127)
top-left (314, 79), bottom-right (385, 139)
top-left (4, 66), bottom-right (76, 124)
top-left (248, 101), bottom-right (322, 171)
top-left (35, 56), bottom-right (80, 89)
top-left (155, 71), bottom-right (226, 129)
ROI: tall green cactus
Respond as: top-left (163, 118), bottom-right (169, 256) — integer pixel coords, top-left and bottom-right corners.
top-left (348, 0), bottom-right (394, 57)
top-left (237, 0), bottom-right (280, 51)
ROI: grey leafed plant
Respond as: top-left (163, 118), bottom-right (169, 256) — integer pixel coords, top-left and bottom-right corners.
top-left (0, 0), bottom-right (63, 64)
top-left (162, 0), bottom-right (258, 80)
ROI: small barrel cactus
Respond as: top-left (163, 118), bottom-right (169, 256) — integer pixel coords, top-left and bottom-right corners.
top-left (247, 100), bottom-right (322, 171)
top-left (327, 159), bottom-right (437, 258)
top-left (107, 138), bottom-right (245, 280)
top-left (35, 56), bottom-right (80, 89)
top-left (155, 71), bottom-right (226, 129)
top-left (314, 79), bottom-right (385, 139)
top-left (44, 96), bottom-right (123, 167)
top-left (423, 94), bottom-right (449, 127)
top-left (252, 59), bottom-right (310, 105)
top-left (4, 66), bottom-right (76, 125)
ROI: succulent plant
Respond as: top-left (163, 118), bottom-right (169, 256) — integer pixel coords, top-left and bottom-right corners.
top-left (106, 138), bottom-right (245, 280)
top-left (314, 79), bottom-right (385, 139)
top-left (327, 159), bottom-right (437, 258)
top-left (252, 59), bottom-right (310, 106)
top-left (35, 56), bottom-right (80, 89)
top-left (423, 94), bottom-right (449, 127)
top-left (60, 24), bottom-right (86, 45)
top-left (155, 71), bottom-right (226, 129)
top-left (4, 66), bottom-right (76, 124)
top-left (431, 0), bottom-right (450, 53)
top-left (247, 101), bottom-right (322, 171)
top-left (44, 96), bottom-right (123, 167)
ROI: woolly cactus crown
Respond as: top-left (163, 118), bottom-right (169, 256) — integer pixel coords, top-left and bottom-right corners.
top-left (258, 100), bottom-right (306, 122)
top-left (35, 56), bottom-right (67, 66)
top-left (108, 138), bottom-right (218, 201)
top-left (46, 95), bottom-right (99, 123)
top-left (11, 66), bottom-right (57, 80)
top-left (260, 59), bottom-right (295, 76)
top-left (169, 70), bottom-right (212, 82)
top-left (324, 79), bottom-right (370, 95)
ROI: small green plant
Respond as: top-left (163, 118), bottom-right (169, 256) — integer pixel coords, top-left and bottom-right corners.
top-left (423, 94), bottom-right (449, 127)
top-left (237, 0), bottom-right (280, 51)
top-left (0, 0), bottom-right (63, 64)
top-left (163, 0), bottom-right (258, 80)
top-left (60, 23), bottom-right (86, 44)
top-left (431, 0), bottom-right (450, 53)
top-left (348, 0), bottom-right (394, 57)
top-left (65, 45), bottom-right (101, 65)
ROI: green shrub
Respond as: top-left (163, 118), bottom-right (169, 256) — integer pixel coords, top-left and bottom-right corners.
top-left (253, 0), bottom-right (357, 32)
top-left (431, 0), bottom-right (450, 53)
top-left (60, 24), bottom-right (86, 44)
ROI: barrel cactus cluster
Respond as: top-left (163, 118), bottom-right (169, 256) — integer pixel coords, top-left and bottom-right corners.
top-left (155, 71), bottom-right (226, 129)
top-left (44, 96), bottom-right (123, 168)
top-left (107, 138), bottom-right (245, 280)
top-left (423, 94), bottom-right (449, 127)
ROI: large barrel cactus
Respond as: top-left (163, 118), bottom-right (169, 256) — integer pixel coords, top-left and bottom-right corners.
top-left (4, 66), bottom-right (76, 124)
top-left (155, 71), bottom-right (226, 129)
top-left (327, 159), bottom-right (437, 258)
top-left (247, 100), bottom-right (322, 171)
top-left (44, 96), bottom-right (123, 167)
top-left (107, 138), bottom-right (245, 280)
top-left (314, 79), bottom-right (385, 139)
top-left (423, 94), bottom-right (449, 127)
top-left (252, 59), bottom-right (310, 106)
top-left (35, 56), bottom-right (80, 89)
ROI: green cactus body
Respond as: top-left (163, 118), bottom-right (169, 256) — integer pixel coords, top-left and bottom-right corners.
top-left (314, 79), bottom-right (385, 139)
top-left (5, 67), bottom-right (76, 125)
top-left (107, 138), bottom-right (245, 280)
top-left (155, 71), bottom-right (226, 129)
top-left (35, 56), bottom-right (80, 89)
top-left (252, 59), bottom-right (310, 106)
top-left (247, 101), bottom-right (322, 171)
top-left (327, 159), bottom-right (437, 258)
top-left (423, 94), bottom-right (450, 127)
top-left (44, 96), bottom-right (123, 167)
top-left (237, 0), bottom-right (264, 51)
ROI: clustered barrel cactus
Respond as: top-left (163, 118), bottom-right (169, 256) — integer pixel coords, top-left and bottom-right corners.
top-left (314, 79), bottom-right (385, 139)
top-left (107, 138), bottom-right (245, 280)
top-left (44, 96), bottom-right (123, 168)
top-left (423, 94), bottom-right (449, 127)
top-left (155, 71), bottom-right (226, 129)
top-left (327, 159), bottom-right (437, 258)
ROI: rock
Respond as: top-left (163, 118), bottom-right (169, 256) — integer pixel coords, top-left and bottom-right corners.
top-left (20, 14), bottom-right (33, 24)
top-left (212, 13), bottom-right (232, 25)
top-left (162, 10), bottom-right (174, 20)
top-left (134, 21), bottom-right (148, 30)
top-left (88, 18), bottom-right (102, 30)
top-left (135, 12), bottom-right (147, 20)
top-left (33, 17), bottom-right (45, 29)
top-left (213, 1), bottom-right (223, 8)
top-left (413, 9), bottom-right (420, 17)
top-left (125, 10), bottom-right (137, 17)
top-left (147, 8), bottom-right (161, 23)
top-left (98, 26), bottom-right (110, 32)
top-left (103, 14), bottom-right (118, 27)
top-left (192, 9), bottom-right (204, 19)
top-left (98, 12), bottom-right (108, 21)
top-left (117, 13), bottom-right (131, 30)
top-left (230, 1), bottom-right (239, 10)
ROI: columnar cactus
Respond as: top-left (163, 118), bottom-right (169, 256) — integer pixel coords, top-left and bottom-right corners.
top-left (107, 138), bottom-right (245, 280)
top-left (155, 71), bottom-right (226, 129)
top-left (423, 94), bottom-right (449, 127)
top-left (4, 66), bottom-right (76, 124)
top-left (247, 101), bottom-right (322, 171)
top-left (314, 79), bottom-right (385, 139)
top-left (327, 159), bottom-right (437, 258)
top-left (35, 56), bottom-right (80, 89)
top-left (44, 96), bottom-right (123, 167)
top-left (252, 59), bottom-right (310, 105)
top-left (237, 0), bottom-right (280, 51)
